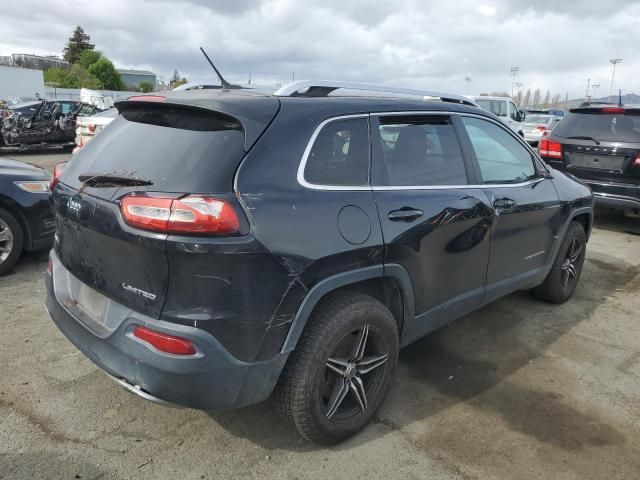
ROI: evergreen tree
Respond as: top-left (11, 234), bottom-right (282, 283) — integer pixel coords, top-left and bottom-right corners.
top-left (63, 26), bottom-right (95, 64)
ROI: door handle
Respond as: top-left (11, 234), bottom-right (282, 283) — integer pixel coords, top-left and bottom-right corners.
top-left (493, 198), bottom-right (516, 209)
top-left (388, 207), bottom-right (423, 222)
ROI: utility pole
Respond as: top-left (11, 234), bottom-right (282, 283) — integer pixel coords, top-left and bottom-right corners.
top-left (291, 71), bottom-right (295, 83)
top-left (592, 83), bottom-right (600, 100)
top-left (515, 82), bottom-right (523, 105)
top-left (510, 66), bottom-right (520, 97)
top-left (585, 78), bottom-right (591, 102)
top-left (609, 58), bottom-right (622, 101)
top-left (465, 76), bottom-right (472, 94)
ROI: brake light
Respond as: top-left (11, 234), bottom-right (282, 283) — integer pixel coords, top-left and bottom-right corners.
top-left (127, 95), bottom-right (165, 102)
top-left (50, 162), bottom-right (66, 191)
top-left (536, 126), bottom-right (548, 133)
top-left (601, 107), bottom-right (625, 114)
top-left (120, 195), bottom-right (240, 235)
top-left (133, 326), bottom-right (196, 355)
top-left (633, 153), bottom-right (640, 167)
top-left (87, 124), bottom-right (96, 133)
top-left (539, 138), bottom-right (563, 159)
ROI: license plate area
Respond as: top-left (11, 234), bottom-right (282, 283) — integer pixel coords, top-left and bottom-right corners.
top-left (571, 153), bottom-right (625, 171)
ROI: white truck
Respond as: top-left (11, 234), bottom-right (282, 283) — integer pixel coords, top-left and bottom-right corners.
top-left (470, 96), bottom-right (525, 137)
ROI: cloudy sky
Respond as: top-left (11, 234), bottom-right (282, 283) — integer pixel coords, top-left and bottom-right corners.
top-left (0, 0), bottom-right (638, 99)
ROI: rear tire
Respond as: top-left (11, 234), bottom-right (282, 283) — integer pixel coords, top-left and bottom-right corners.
top-left (0, 208), bottom-right (24, 276)
top-left (531, 221), bottom-right (586, 303)
top-left (274, 292), bottom-right (398, 444)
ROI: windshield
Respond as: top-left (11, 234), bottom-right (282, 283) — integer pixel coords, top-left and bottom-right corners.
top-left (475, 99), bottom-right (508, 117)
top-left (554, 112), bottom-right (640, 143)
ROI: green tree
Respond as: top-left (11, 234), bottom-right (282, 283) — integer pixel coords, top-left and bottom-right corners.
top-left (138, 80), bottom-right (155, 93)
top-left (169, 69), bottom-right (188, 88)
top-left (70, 64), bottom-right (101, 88)
top-left (63, 26), bottom-right (95, 64)
top-left (88, 57), bottom-right (125, 90)
top-left (43, 68), bottom-right (75, 88)
top-left (78, 49), bottom-right (102, 70)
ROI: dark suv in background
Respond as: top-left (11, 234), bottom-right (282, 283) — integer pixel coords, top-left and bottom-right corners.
top-left (540, 104), bottom-right (640, 217)
top-left (46, 81), bottom-right (593, 444)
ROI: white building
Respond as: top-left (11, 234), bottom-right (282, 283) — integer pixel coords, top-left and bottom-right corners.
top-left (0, 65), bottom-right (45, 100)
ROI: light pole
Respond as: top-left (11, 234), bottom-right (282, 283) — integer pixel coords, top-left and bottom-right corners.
top-left (592, 83), bottom-right (600, 100)
top-left (609, 58), bottom-right (622, 101)
top-left (510, 66), bottom-right (520, 97)
top-left (515, 82), bottom-right (523, 105)
top-left (465, 76), bottom-right (472, 94)
top-left (585, 78), bottom-right (591, 101)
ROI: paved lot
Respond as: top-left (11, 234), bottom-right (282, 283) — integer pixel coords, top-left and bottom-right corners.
top-left (1, 152), bottom-right (640, 479)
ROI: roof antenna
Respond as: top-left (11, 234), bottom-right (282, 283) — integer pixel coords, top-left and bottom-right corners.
top-left (618, 89), bottom-right (623, 107)
top-left (199, 47), bottom-right (241, 89)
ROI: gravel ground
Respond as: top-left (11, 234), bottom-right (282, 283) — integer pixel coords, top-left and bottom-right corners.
top-left (1, 152), bottom-right (639, 480)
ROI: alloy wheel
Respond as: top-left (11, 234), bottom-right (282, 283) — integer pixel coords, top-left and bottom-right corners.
top-left (0, 218), bottom-right (14, 264)
top-left (561, 236), bottom-right (582, 289)
top-left (322, 324), bottom-right (389, 420)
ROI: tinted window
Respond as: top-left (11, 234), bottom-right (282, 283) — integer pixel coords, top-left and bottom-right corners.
top-left (553, 112), bottom-right (640, 143)
top-left (374, 116), bottom-right (468, 186)
top-left (64, 105), bottom-right (245, 193)
top-left (525, 115), bottom-right (553, 125)
top-left (304, 117), bottom-right (369, 186)
top-left (476, 99), bottom-right (507, 117)
top-left (461, 116), bottom-right (536, 184)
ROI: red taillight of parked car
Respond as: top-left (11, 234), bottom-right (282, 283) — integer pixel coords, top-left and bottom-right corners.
top-left (601, 107), bottom-right (625, 114)
top-left (120, 194), bottom-right (240, 235)
top-left (633, 152), bottom-right (640, 167)
top-left (87, 124), bottom-right (97, 133)
top-left (536, 126), bottom-right (548, 133)
top-left (50, 162), bottom-right (67, 191)
top-left (133, 326), bottom-right (196, 355)
top-left (539, 138), bottom-right (563, 159)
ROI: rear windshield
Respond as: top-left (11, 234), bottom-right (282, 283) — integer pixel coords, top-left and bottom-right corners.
top-left (475, 99), bottom-right (507, 117)
top-left (525, 115), bottom-right (552, 125)
top-left (64, 105), bottom-right (245, 193)
top-left (553, 112), bottom-right (640, 143)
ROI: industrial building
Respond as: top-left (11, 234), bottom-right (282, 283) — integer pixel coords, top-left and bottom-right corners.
top-left (0, 65), bottom-right (45, 100)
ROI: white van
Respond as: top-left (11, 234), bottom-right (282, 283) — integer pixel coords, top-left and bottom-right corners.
top-left (470, 96), bottom-right (525, 136)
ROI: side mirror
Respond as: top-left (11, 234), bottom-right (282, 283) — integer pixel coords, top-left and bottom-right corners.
top-left (519, 111), bottom-right (526, 122)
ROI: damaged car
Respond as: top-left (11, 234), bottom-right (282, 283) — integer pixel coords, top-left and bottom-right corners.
top-left (0, 99), bottom-right (100, 151)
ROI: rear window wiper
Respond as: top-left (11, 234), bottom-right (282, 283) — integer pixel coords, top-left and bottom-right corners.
top-left (564, 135), bottom-right (600, 145)
top-left (78, 172), bottom-right (153, 188)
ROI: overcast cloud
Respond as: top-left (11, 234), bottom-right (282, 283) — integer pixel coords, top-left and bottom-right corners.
top-left (0, 0), bottom-right (638, 98)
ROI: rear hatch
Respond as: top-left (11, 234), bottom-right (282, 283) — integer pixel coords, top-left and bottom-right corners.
top-left (542, 106), bottom-right (640, 184)
top-left (53, 96), bottom-right (278, 318)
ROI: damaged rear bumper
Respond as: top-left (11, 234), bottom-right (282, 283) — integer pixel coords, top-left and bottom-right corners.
top-left (45, 250), bottom-right (288, 410)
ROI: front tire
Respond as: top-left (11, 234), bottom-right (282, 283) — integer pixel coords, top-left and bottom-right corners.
top-left (0, 207), bottom-right (24, 275)
top-left (274, 292), bottom-right (398, 444)
top-left (531, 221), bottom-right (586, 303)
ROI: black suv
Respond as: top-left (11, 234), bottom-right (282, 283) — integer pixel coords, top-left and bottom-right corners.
top-left (46, 81), bottom-right (593, 444)
top-left (540, 104), bottom-right (640, 217)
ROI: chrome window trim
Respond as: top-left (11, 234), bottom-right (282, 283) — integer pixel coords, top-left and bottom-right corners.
top-left (297, 111), bottom-right (547, 192)
top-left (297, 114), bottom-right (371, 191)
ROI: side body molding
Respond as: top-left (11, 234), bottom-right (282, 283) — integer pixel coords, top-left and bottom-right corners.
top-left (281, 264), bottom-right (415, 353)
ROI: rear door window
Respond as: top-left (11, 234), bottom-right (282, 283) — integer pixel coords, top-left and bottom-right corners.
top-left (304, 117), bottom-right (369, 186)
top-left (373, 115), bottom-right (470, 186)
top-left (476, 99), bottom-right (507, 117)
top-left (553, 112), bottom-right (640, 143)
top-left (460, 116), bottom-right (537, 184)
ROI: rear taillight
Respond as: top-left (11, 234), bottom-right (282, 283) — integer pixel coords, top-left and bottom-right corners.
top-left (133, 326), bottom-right (196, 355)
top-left (50, 162), bottom-right (67, 191)
top-left (539, 138), bottom-right (563, 159)
top-left (601, 107), bottom-right (625, 114)
top-left (87, 124), bottom-right (96, 133)
top-left (536, 126), bottom-right (548, 133)
top-left (633, 153), bottom-right (640, 167)
top-left (120, 195), bottom-right (240, 235)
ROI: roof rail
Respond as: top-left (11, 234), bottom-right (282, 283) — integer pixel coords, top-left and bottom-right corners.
top-left (273, 80), bottom-right (478, 106)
